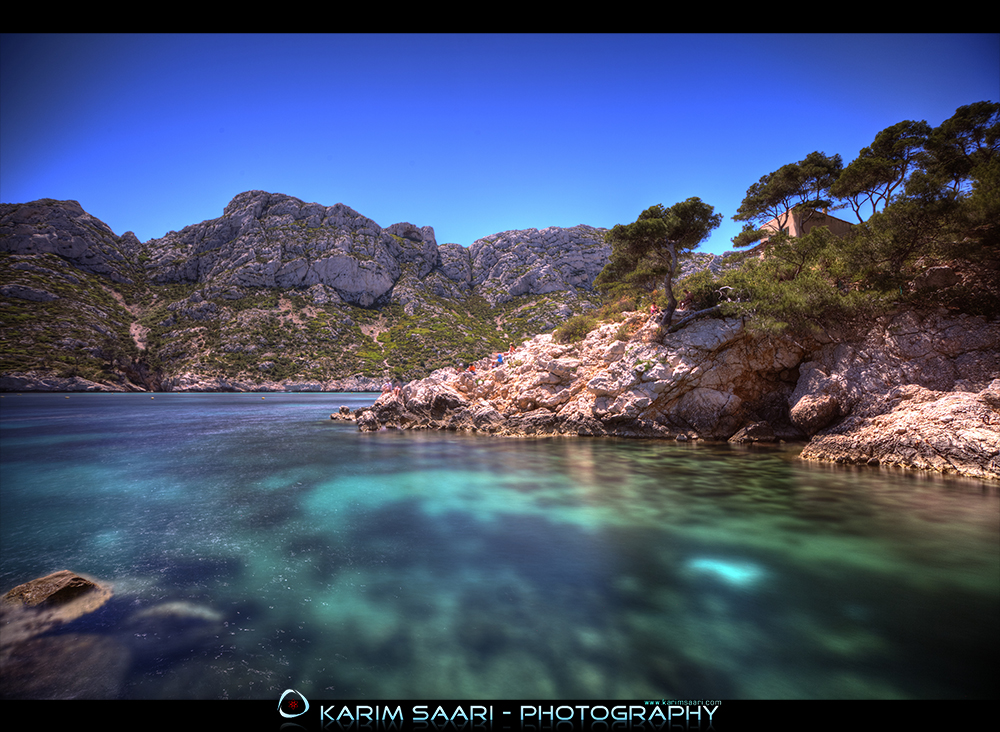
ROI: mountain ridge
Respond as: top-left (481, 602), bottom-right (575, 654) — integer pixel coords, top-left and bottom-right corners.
top-left (2, 191), bottom-right (733, 391)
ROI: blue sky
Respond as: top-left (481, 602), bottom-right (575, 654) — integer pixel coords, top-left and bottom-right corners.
top-left (2, 33), bottom-right (998, 255)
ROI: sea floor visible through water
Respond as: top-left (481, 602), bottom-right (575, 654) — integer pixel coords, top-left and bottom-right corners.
top-left (0, 392), bottom-right (997, 700)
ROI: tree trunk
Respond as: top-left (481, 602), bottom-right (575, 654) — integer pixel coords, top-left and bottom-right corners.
top-left (666, 305), bottom-right (722, 333)
top-left (658, 243), bottom-right (678, 328)
top-left (660, 295), bottom-right (676, 329)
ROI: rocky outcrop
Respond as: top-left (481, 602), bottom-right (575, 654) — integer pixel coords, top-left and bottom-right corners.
top-left (788, 310), bottom-right (999, 429)
top-left (357, 308), bottom-right (1000, 479)
top-left (159, 372), bottom-right (384, 392)
top-left (800, 380), bottom-right (1000, 479)
top-left (359, 310), bottom-right (808, 440)
top-left (468, 225), bottom-right (610, 305)
top-left (0, 199), bottom-right (142, 283)
top-left (0, 373), bottom-right (138, 392)
top-left (145, 192), bottom-right (406, 306)
top-left (784, 311), bottom-right (999, 477)
top-left (141, 191), bottom-right (610, 310)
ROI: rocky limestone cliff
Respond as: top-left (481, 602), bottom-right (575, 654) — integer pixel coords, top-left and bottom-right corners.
top-left (790, 310), bottom-right (1000, 479)
top-left (145, 192), bottom-right (406, 307)
top-left (468, 225), bottom-right (611, 305)
top-left (357, 308), bottom-right (1000, 480)
top-left (0, 199), bottom-right (143, 284)
top-left (0, 193), bottom-right (619, 390)
top-left (799, 381), bottom-right (1000, 479)
top-left (140, 190), bottom-right (611, 309)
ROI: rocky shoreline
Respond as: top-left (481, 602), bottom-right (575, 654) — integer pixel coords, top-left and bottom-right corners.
top-left (0, 371), bottom-right (384, 393)
top-left (353, 308), bottom-right (1000, 480)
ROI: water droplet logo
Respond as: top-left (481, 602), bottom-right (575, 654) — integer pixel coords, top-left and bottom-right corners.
top-left (278, 689), bottom-right (310, 718)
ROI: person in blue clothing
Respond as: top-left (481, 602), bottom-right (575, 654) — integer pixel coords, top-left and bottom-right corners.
top-left (496, 352), bottom-right (504, 367)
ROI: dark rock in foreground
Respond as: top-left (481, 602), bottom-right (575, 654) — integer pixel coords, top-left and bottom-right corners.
top-left (1, 570), bottom-right (228, 699)
top-left (1, 569), bottom-right (112, 614)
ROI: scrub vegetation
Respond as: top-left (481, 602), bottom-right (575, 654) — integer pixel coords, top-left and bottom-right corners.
top-left (0, 252), bottom-right (591, 387)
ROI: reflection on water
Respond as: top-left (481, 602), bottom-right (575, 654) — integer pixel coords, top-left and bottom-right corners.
top-left (686, 557), bottom-right (765, 587)
top-left (1, 393), bottom-right (997, 699)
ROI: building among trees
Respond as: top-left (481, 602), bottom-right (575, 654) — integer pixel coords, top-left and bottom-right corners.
top-left (758, 208), bottom-right (854, 247)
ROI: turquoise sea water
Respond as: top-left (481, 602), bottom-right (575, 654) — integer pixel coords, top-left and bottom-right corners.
top-left (0, 392), bottom-right (997, 699)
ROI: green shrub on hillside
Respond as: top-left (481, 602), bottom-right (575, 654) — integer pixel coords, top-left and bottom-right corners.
top-left (673, 269), bottom-right (722, 312)
top-left (553, 313), bottom-right (598, 343)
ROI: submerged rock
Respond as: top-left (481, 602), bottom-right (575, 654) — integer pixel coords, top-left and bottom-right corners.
top-left (728, 421), bottom-right (777, 444)
top-left (1, 569), bottom-right (112, 619)
top-left (0, 571), bottom-right (231, 698)
top-left (1, 570), bottom-right (114, 648)
top-left (0, 633), bottom-right (130, 699)
top-left (129, 600), bottom-right (224, 624)
top-left (1, 570), bottom-right (123, 699)
top-left (120, 601), bottom-right (225, 661)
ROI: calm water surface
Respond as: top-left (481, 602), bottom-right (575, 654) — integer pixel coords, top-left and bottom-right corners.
top-left (1, 392), bottom-right (997, 699)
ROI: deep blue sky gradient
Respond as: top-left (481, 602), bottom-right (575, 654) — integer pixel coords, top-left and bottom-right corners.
top-left (2, 33), bottom-right (998, 255)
